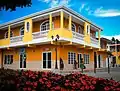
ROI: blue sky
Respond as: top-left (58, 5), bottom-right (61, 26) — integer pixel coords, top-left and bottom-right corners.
top-left (0, 0), bottom-right (120, 39)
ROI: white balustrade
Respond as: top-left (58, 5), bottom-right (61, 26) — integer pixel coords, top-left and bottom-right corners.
top-left (72, 31), bottom-right (84, 41)
top-left (10, 35), bottom-right (23, 43)
top-left (90, 37), bottom-right (99, 45)
top-left (32, 31), bottom-right (48, 39)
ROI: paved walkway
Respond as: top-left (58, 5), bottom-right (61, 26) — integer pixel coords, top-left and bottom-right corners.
top-left (83, 67), bottom-right (120, 81)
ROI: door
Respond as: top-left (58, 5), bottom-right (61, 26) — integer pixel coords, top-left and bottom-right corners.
top-left (98, 55), bottom-right (101, 68)
top-left (78, 53), bottom-right (82, 68)
top-left (20, 53), bottom-right (26, 68)
top-left (94, 52), bottom-right (97, 68)
top-left (43, 52), bottom-right (51, 69)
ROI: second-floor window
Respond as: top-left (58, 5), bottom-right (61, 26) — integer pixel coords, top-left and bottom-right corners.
top-left (20, 27), bottom-right (24, 35)
top-left (72, 23), bottom-right (76, 32)
top-left (87, 25), bottom-right (90, 34)
top-left (4, 31), bottom-right (13, 38)
top-left (78, 26), bottom-right (83, 34)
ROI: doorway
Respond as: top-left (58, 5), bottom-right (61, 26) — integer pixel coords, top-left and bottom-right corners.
top-left (42, 52), bottom-right (51, 69)
top-left (78, 53), bottom-right (82, 68)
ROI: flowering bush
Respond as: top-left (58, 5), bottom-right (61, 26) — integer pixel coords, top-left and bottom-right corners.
top-left (0, 69), bottom-right (120, 91)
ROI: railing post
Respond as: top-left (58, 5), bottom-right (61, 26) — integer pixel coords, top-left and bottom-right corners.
top-left (49, 13), bottom-right (52, 30)
top-left (69, 14), bottom-right (71, 30)
top-left (60, 11), bottom-right (64, 29)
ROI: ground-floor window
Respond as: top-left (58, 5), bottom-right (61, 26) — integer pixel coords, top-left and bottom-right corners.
top-left (43, 52), bottom-right (51, 69)
top-left (4, 55), bottom-right (13, 64)
top-left (83, 54), bottom-right (89, 64)
top-left (68, 52), bottom-right (76, 64)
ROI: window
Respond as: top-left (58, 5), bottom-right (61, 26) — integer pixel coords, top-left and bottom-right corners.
top-left (78, 26), bottom-right (83, 34)
top-left (83, 54), bottom-right (89, 64)
top-left (4, 31), bottom-right (13, 38)
top-left (71, 23), bottom-right (76, 32)
top-left (26, 22), bottom-right (30, 32)
top-left (40, 20), bottom-right (54, 31)
top-left (87, 25), bottom-right (90, 34)
top-left (68, 52), bottom-right (76, 64)
top-left (4, 55), bottom-right (13, 64)
top-left (20, 27), bottom-right (24, 35)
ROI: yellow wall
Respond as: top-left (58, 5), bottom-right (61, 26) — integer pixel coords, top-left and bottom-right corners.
top-left (11, 26), bottom-right (22, 36)
top-left (84, 22), bottom-right (91, 44)
top-left (23, 18), bottom-right (33, 42)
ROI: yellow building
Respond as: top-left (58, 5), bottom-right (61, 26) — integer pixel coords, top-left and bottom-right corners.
top-left (0, 6), bottom-right (109, 71)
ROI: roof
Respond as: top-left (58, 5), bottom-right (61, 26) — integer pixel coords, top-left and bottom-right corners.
top-left (100, 37), bottom-right (112, 44)
top-left (0, 6), bottom-right (102, 30)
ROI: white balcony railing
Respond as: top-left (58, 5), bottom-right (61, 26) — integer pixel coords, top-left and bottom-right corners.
top-left (32, 31), bottom-right (48, 39)
top-left (72, 31), bottom-right (84, 41)
top-left (90, 37), bottom-right (99, 45)
top-left (10, 35), bottom-right (23, 43)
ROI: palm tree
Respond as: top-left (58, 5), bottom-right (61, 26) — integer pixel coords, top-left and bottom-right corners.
top-left (0, 0), bottom-right (32, 11)
top-left (112, 37), bottom-right (115, 44)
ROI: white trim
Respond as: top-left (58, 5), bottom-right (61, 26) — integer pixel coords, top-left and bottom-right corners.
top-left (42, 51), bottom-right (52, 70)
top-left (4, 31), bottom-right (14, 39)
top-left (20, 27), bottom-right (24, 35)
top-left (72, 23), bottom-right (76, 32)
top-left (40, 20), bottom-right (54, 32)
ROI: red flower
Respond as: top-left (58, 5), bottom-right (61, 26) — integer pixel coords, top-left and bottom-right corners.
top-left (27, 87), bottom-right (32, 91)
top-left (80, 86), bottom-right (85, 91)
top-left (90, 85), bottom-right (95, 90)
top-left (23, 88), bottom-right (27, 91)
top-left (92, 80), bottom-right (96, 85)
top-left (33, 82), bottom-right (38, 87)
top-left (104, 86), bottom-right (110, 91)
top-left (85, 85), bottom-right (89, 90)
top-left (55, 86), bottom-right (60, 90)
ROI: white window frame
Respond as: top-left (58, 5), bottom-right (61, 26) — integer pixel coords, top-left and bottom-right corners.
top-left (26, 22), bottom-right (30, 32)
top-left (71, 23), bottom-right (76, 32)
top-left (42, 51), bottom-right (52, 70)
top-left (40, 20), bottom-right (54, 32)
top-left (78, 26), bottom-right (83, 34)
top-left (20, 27), bottom-right (24, 36)
top-left (4, 31), bottom-right (13, 38)
top-left (83, 54), bottom-right (90, 64)
top-left (4, 55), bottom-right (13, 64)
top-left (68, 52), bottom-right (76, 64)
top-left (86, 25), bottom-right (90, 34)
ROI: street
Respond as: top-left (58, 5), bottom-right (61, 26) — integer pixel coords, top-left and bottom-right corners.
top-left (84, 67), bottom-right (120, 81)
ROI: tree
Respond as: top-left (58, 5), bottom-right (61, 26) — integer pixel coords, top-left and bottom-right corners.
top-left (111, 37), bottom-right (115, 44)
top-left (0, 0), bottom-right (32, 11)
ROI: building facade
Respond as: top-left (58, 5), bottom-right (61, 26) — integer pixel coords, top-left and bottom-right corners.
top-left (0, 6), bottom-right (109, 71)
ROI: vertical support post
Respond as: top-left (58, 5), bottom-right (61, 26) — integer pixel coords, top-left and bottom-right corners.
top-left (98, 30), bottom-right (101, 48)
top-left (94, 52), bottom-right (97, 73)
top-left (8, 25), bottom-right (10, 38)
top-left (69, 14), bottom-right (71, 30)
top-left (49, 13), bottom-right (52, 30)
top-left (60, 11), bottom-right (64, 29)
top-left (108, 56), bottom-right (110, 73)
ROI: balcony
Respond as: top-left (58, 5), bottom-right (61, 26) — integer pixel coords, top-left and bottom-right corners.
top-left (72, 31), bottom-right (84, 45)
top-left (90, 37), bottom-right (99, 48)
top-left (10, 35), bottom-right (23, 44)
top-left (32, 31), bottom-right (48, 39)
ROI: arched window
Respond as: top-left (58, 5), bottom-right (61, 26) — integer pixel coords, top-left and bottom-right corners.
top-left (71, 23), bottom-right (76, 32)
top-left (20, 27), bottom-right (24, 35)
top-left (78, 26), bottom-right (83, 34)
top-left (87, 25), bottom-right (90, 34)
top-left (4, 31), bottom-right (13, 38)
top-left (40, 20), bottom-right (54, 31)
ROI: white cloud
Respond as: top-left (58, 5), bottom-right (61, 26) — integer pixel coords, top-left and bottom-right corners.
top-left (39, 0), bottom-right (72, 8)
top-left (93, 7), bottom-right (120, 17)
top-left (79, 3), bottom-right (86, 12)
top-left (101, 35), bottom-right (120, 40)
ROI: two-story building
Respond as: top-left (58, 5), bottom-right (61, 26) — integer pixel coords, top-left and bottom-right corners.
top-left (0, 6), bottom-right (109, 71)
